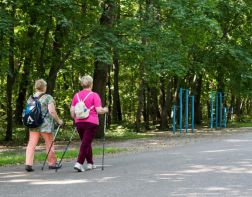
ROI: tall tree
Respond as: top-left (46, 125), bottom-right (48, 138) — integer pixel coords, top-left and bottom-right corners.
top-left (111, 0), bottom-right (122, 123)
top-left (14, 2), bottom-right (38, 125)
top-left (112, 48), bottom-right (122, 123)
top-left (135, 0), bottom-right (151, 132)
top-left (93, 0), bottom-right (117, 137)
top-left (5, 1), bottom-right (16, 141)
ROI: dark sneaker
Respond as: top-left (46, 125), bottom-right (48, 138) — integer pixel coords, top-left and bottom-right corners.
top-left (48, 163), bottom-right (62, 170)
top-left (25, 165), bottom-right (34, 172)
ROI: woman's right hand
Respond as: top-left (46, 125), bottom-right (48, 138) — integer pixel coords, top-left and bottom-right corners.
top-left (96, 106), bottom-right (108, 114)
top-left (103, 107), bottom-right (108, 113)
top-left (58, 119), bottom-right (64, 126)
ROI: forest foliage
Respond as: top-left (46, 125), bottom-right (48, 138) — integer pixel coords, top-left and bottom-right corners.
top-left (0, 0), bottom-right (252, 141)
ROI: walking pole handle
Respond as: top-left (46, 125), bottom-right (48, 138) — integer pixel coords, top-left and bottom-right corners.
top-left (54, 124), bottom-right (61, 140)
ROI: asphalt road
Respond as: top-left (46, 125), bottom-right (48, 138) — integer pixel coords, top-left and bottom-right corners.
top-left (1, 131), bottom-right (252, 197)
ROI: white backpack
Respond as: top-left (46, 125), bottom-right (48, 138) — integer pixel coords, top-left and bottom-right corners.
top-left (74, 92), bottom-right (94, 119)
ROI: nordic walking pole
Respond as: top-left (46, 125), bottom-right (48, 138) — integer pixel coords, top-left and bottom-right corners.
top-left (55, 127), bottom-right (76, 172)
top-left (102, 113), bottom-right (107, 171)
top-left (41, 125), bottom-right (61, 170)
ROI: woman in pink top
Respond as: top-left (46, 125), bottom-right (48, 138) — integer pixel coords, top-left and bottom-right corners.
top-left (70, 75), bottom-right (108, 172)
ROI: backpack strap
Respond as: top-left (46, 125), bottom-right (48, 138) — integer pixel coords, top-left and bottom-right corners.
top-left (35, 93), bottom-right (48, 118)
top-left (84, 92), bottom-right (94, 110)
top-left (76, 92), bottom-right (93, 102)
top-left (83, 92), bottom-right (93, 102)
top-left (77, 92), bottom-right (94, 110)
top-left (38, 93), bottom-right (46, 99)
top-left (77, 93), bottom-right (81, 102)
top-left (31, 93), bottom-right (45, 100)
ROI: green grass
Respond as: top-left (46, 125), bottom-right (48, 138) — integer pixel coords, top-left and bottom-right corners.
top-left (0, 123), bottom-right (148, 166)
top-left (106, 124), bottom-right (152, 140)
top-left (0, 147), bottom-right (127, 167)
top-left (230, 121), bottom-right (252, 128)
top-left (0, 123), bottom-right (150, 146)
top-left (228, 115), bottom-right (252, 127)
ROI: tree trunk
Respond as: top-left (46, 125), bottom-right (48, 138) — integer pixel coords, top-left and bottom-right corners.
top-left (217, 68), bottom-right (224, 93)
top-left (107, 64), bottom-right (112, 126)
top-left (236, 96), bottom-right (242, 121)
top-left (135, 62), bottom-right (145, 132)
top-left (247, 98), bottom-right (252, 115)
top-left (160, 77), bottom-right (167, 130)
top-left (149, 87), bottom-right (160, 125)
top-left (93, 61), bottom-right (109, 138)
top-left (143, 87), bottom-right (149, 130)
top-left (14, 60), bottom-right (30, 125)
top-left (228, 94), bottom-right (235, 121)
top-left (166, 79), bottom-right (173, 125)
top-left (174, 76), bottom-right (180, 125)
top-left (37, 26), bottom-right (49, 78)
top-left (5, 2), bottom-right (16, 141)
top-left (160, 77), bottom-right (172, 130)
top-left (93, 0), bottom-right (116, 137)
top-left (47, 24), bottom-right (63, 95)
top-left (129, 70), bottom-right (135, 121)
top-left (112, 48), bottom-right (122, 123)
top-left (194, 75), bottom-right (202, 125)
top-left (0, 28), bottom-right (3, 68)
top-left (47, 24), bottom-right (70, 95)
top-left (15, 12), bottom-right (37, 125)
top-left (248, 99), bottom-right (252, 115)
top-left (135, 0), bottom-right (153, 132)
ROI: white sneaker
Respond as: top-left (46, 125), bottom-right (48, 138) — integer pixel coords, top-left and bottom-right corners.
top-left (87, 163), bottom-right (96, 170)
top-left (74, 162), bottom-right (85, 172)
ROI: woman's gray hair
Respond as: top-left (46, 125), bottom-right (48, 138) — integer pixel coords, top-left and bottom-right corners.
top-left (79, 75), bottom-right (93, 88)
top-left (35, 79), bottom-right (47, 91)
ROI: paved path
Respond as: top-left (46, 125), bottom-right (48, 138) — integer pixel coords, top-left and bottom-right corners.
top-left (1, 130), bottom-right (252, 197)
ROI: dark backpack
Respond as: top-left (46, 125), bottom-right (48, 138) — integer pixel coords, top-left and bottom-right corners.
top-left (22, 94), bottom-right (47, 128)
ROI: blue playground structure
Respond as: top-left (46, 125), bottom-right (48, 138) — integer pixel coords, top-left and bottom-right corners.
top-left (172, 88), bottom-right (195, 134)
top-left (210, 91), bottom-right (227, 129)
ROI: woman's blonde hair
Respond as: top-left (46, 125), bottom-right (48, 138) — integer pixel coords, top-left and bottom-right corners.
top-left (79, 75), bottom-right (93, 88)
top-left (35, 79), bottom-right (47, 92)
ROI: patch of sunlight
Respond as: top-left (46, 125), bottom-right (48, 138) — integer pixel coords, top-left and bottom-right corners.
top-left (158, 173), bottom-right (183, 176)
top-left (159, 177), bottom-right (172, 180)
top-left (2, 174), bottom-right (27, 178)
top-left (206, 187), bottom-right (230, 191)
top-left (147, 180), bottom-right (158, 183)
top-left (137, 178), bottom-right (158, 183)
top-left (96, 176), bottom-right (118, 183)
top-left (0, 178), bottom-right (90, 185)
top-left (172, 179), bottom-right (184, 182)
top-left (201, 149), bottom-right (238, 153)
top-left (0, 172), bottom-right (24, 175)
top-left (233, 161), bottom-right (251, 164)
top-left (31, 179), bottom-right (90, 185)
top-left (225, 139), bottom-right (252, 143)
top-left (221, 167), bottom-right (250, 173)
top-left (180, 164), bottom-right (252, 174)
top-left (182, 168), bottom-right (213, 173)
top-left (0, 179), bottom-right (42, 183)
top-left (0, 175), bottom-right (118, 185)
